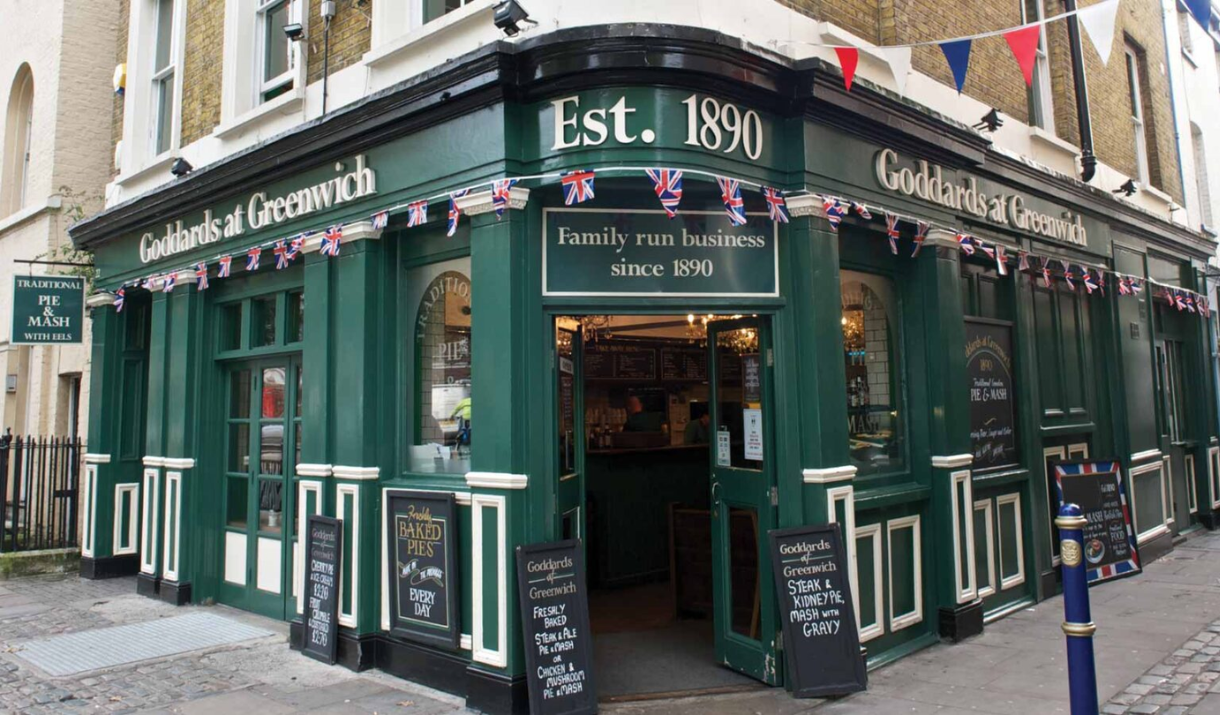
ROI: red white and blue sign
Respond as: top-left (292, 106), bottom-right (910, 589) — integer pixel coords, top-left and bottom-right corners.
top-left (1052, 459), bottom-right (1142, 585)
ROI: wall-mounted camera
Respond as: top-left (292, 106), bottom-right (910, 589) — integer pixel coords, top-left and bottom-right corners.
top-left (283, 22), bottom-right (304, 41)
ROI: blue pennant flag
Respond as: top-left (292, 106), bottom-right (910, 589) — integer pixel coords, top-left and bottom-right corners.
top-left (1185, 0), bottom-right (1211, 27)
top-left (940, 38), bottom-right (973, 94)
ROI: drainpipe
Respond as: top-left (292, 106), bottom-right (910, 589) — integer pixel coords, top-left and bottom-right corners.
top-left (1064, 0), bottom-right (1098, 183)
top-left (321, 1), bottom-right (336, 115)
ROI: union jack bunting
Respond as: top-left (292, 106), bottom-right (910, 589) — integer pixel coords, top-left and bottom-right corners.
top-left (1201, 297), bottom-right (1211, 318)
top-left (645, 169), bottom-right (683, 218)
top-left (822, 197), bottom-right (847, 230)
top-left (884, 213), bottom-right (900, 254)
top-left (288, 234), bottom-right (304, 258)
top-left (852, 202), bottom-right (872, 220)
top-left (1082, 269), bottom-right (1098, 294)
top-left (1117, 277), bottom-right (1131, 296)
top-left (1051, 460), bottom-right (1141, 584)
top-left (1096, 271), bottom-right (1106, 295)
top-left (448, 189), bottom-right (470, 237)
top-left (1040, 258), bottom-right (1053, 288)
top-left (716, 177), bottom-right (748, 227)
top-left (912, 220), bottom-right (929, 257)
top-left (320, 225), bottom-right (342, 257)
top-left (218, 255), bottom-right (232, 278)
top-left (492, 179), bottom-right (517, 220)
top-left (141, 277), bottom-right (155, 291)
top-left (114, 288), bottom-right (125, 313)
top-left (407, 201), bottom-right (429, 228)
top-left (246, 247), bottom-right (262, 272)
top-left (1164, 288), bottom-right (1176, 306)
top-left (163, 272), bottom-right (177, 293)
top-left (763, 187), bottom-right (789, 223)
top-left (1130, 278), bottom-right (1143, 295)
top-left (1018, 250), bottom-right (1030, 273)
top-left (371, 210), bottom-right (389, 230)
top-left (1062, 263), bottom-right (1076, 291)
top-left (955, 233), bottom-right (975, 256)
top-left (995, 244), bottom-right (1008, 276)
top-left (561, 170), bottom-right (596, 206)
top-left (1175, 291), bottom-right (1187, 311)
top-left (1187, 294), bottom-right (1198, 313)
top-left (274, 241), bottom-right (289, 270)
top-left (195, 262), bottom-right (209, 291)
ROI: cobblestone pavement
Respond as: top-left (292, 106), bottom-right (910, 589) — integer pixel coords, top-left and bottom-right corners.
top-left (1102, 619), bottom-right (1220, 714)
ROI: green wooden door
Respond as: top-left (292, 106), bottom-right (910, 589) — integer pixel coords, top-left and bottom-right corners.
top-left (556, 322), bottom-right (585, 544)
top-left (219, 357), bottom-right (302, 619)
top-left (707, 317), bottom-right (779, 685)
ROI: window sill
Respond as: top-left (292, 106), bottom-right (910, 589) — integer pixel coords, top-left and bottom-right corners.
top-left (363, 0), bottom-right (497, 69)
top-left (0, 194), bottom-right (62, 235)
top-left (114, 152), bottom-right (180, 189)
top-left (1182, 48), bottom-right (1198, 68)
top-left (214, 87), bottom-right (304, 140)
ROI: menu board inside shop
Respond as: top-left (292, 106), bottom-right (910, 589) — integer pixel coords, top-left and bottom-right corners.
top-left (1055, 460), bottom-right (1142, 584)
top-left (965, 319), bottom-right (1018, 470)
top-left (517, 540), bottom-right (597, 715)
top-left (386, 490), bottom-right (460, 648)
top-left (769, 524), bottom-right (867, 698)
top-left (584, 341), bottom-right (657, 381)
top-left (661, 347), bottom-right (707, 381)
top-left (302, 515), bottom-right (342, 665)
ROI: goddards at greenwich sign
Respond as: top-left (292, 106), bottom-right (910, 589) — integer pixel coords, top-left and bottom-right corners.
top-left (874, 148), bottom-right (1088, 247)
top-left (138, 156), bottom-right (377, 264)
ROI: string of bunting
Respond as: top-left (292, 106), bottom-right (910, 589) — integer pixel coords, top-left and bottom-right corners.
top-left (108, 165), bottom-right (1211, 320)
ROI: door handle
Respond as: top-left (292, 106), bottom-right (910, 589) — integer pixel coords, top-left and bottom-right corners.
top-left (711, 481), bottom-right (721, 506)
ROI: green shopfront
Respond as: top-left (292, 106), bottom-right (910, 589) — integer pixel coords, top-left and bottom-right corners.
top-left (70, 29), bottom-right (1220, 714)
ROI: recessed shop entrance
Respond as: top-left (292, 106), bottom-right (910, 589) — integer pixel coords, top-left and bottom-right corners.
top-left (553, 314), bottom-right (779, 699)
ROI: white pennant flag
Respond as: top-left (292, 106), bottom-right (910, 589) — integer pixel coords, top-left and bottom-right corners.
top-left (1078, 0), bottom-right (1121, 67)
top-left (878, 46), bottom-right (913, 96)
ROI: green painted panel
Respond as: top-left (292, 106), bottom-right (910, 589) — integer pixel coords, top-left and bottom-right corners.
top-left (342, 496), bottom-right (355, 614)
top-left (957, 482), bottom-right (969, 589)
top-left (1133, 468), bottom-right (1165, 537)
top-left (998, 499), bottom-right (1019, 581)
top-left (889, 524), bottom-right (917, 618)
top-left (1059, 294), bottom-right (1083, 412)
top-left (1032, 287), bottom-right (1060, 416)
top-left (972, 505), bottom-right (990, 594)
top-left (481, 505), bottom-right (498, 653)
top-left (1115, 246), bottom-right (1157, 453)
top-left (857, 531), bottom-right (877, 629)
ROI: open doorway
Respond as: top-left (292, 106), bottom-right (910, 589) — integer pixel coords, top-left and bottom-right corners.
top-left (555, 314), bottom-right (777, 700)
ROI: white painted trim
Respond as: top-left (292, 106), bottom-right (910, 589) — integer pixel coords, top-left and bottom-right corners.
top-left (1067, 443), bottom-right (1090, 460)
top-left (224, 532), bottom-right (247, 585)
top-left (295, 463), bottom-right (333, 478)
top-left (1131, 448), bottom-right (1162, 463)
top-left (454, 187), bottom-right (531, 216)
top-left (296, 480), bottom-right (324, 614)
top-left (932, 454), bottom-right (974, 469)
top-left (87, 292), bottom-right (116, 309)
top-left (381, 488), bottom-right (391, 632)
top-left (140, 468), bottom-right (160, 575)
top-left (1209, 446), bottom-right (1220, 510)
top-left (143, 456), bottom-right (166, 467)
top-left (163, 457), bottom-right (195, 470)
top-left (256, 536), bottom-right (283, 593)
top-left (81, 465), bottom-right (97, 558)
top-left (784, 193), bottom-right (825, 218)
top-left (996, 493), bottom-right (1025, 590)
top-left (332, 465), bottom-right (380, 480)
top-left (1186, 454), bottom-right (1199, 515)
top-left (466, 471), bottom-right (528, 490)
top-left (1162, 456), bottom-right (1174, 526)
top-left (114, 483), bottom-right (140, 556)
top-left (364, 0), bottom-right (496, 66)
top-left (84, 453), bottom-right (112, 464)
top-left (161, 471), bottom-right (183, 581)
top-left (887, 515), bottom-right (923, 632)
top-left (301, 221), bottom-right (382, 253)
top-left (1044, 446), bottom-right (1066, 567)
top-left (802, 465), bottom-right (857, 484)
top-left (855, 523), bottom-right (884, 643)
top-left (471, 493), bottom-right (507, 668)
top-left (973, 499), bottom-right (996, 600)
top-left (337, 483), bottom-right (360, 628)
top-left (1128, 460), bottom-right (1169, 543)
top-left (827, 485), bottom-right (857, 627)
top-left (950, 469), bottom-right (977, 604)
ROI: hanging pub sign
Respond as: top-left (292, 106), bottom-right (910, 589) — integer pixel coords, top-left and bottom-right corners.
top-left (1052, 460), bottom-right (1142, 584)
top-left (302, 515), bottom-right (342, 665)
top-left (11, 275), bottom-right (84, 344)
top-left (543, 209), bottom-right (779, 298)
top-left (769, 524), bottom-right (867, 698)
top-left (386, 490), bottom-right (460, 648)
top-left (965, 319), bottom-right (1018, 469)
top-left (516, 540), bottom-right (597, 715)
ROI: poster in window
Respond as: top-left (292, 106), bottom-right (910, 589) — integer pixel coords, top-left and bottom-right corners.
top-left (965, 319), bottom-right (1017, 470)
top-left (386, 490), bottom-right (459, 648)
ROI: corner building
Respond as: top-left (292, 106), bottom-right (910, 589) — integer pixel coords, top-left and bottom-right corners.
top-left (72, 7), bottom-right (1220, 714)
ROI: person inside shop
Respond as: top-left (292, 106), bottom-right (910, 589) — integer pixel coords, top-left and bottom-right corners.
top-left (450, 395), bottom-right (472, 452)
top-left (623, 394), bottom-right (664, 432)
top-left (684, 402), bottom-right (710, 445)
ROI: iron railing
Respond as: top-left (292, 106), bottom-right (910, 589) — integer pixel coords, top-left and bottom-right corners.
top-left (0, 433), bottom-right (82, 552)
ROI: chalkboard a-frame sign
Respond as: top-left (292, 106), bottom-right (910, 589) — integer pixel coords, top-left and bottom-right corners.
top-left (516, 540), bottom-right (597, 715)
top-left (386, 490), bottom-right (460, 649)
top-left (302, 515), bottom-right (342, 665)
top-left (769, 524), bottom-right (867, 698)
top-left (1051, 459), bottom-right (1142, 585)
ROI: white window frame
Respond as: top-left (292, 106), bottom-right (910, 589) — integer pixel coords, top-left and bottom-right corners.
top-left (1192, 124), bottom-right (1213, 228)
top-left (217, 0), bottom-right (307, 137)
top-left (887, 515), bottom-right (923, 632)
top-left (974, 499), bottom-right (996, 599)
top-left (855, 523), bottom-right (884, 643)
top-left (1129, 460), bottom-right (1171, 543)
top-left (1210, 445), bottom-right (1220, 509)
top-left (1125, 45), bottom-right (1151, 185)
top-left (827, 485), bottom-right (858, 628)
top-left (996, 493), bottom-right (1026, 590)
top-left (1045, 445), bottom-right (1066, 566)
top-left (150, 0), bottom-right (178, 158)
top-left (117, 0), bottom-right (186, 180)
top-left (1179, 4), bottom-right (1195, 60)
top-left (950, 469), bottom-right (977, 604)
top-left (1021, 0), bottom-right (1054, 129)
top-left (365, 0), bottom-right (495, 66)
top-left (256, 0), bottom-right (300, 104)
top-left (1186, 453), bottom-right (1198, 514)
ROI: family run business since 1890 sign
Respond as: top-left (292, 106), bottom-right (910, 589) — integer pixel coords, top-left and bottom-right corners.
top-left (11, 276), bottom-right (84, 344)
top-left (386, 490), bottom-right (459, 649)
top-left (543, 209), bottom-right (779, 297)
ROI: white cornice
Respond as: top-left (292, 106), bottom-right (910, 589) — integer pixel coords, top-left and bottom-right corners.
top-left (465, 471), bottom-right (528, 490)
top-left (163, 457), bottom-right (195, 470)
top-left (296, 463), bottom-right (333, 478)
top-left (332, 465), bottom-right (380, 480)
top-left (925, 228), bottom-right (960, 249)
top-left (84, 453), bottom-right (112, 464)
top-left (454, 187), bottom-right (530, 217)
top-left (802, 465), bottom-right (857, 484)
top-left (785, 194), bottom-right (825, 218)
top-left (86, 293), bottom-right (115, 309)
top-left (1131, 449), bottom-right (1162, 463)
top-left (142, 456), bottom-right (165, 467)
top-left (932, 454), bottom-right (974, 469)
top-left (301, 220), bottom-right (382, 254)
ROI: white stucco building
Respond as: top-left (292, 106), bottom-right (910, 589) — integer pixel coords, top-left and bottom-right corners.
top-left (1163, 0), bottom-right (1219, 242)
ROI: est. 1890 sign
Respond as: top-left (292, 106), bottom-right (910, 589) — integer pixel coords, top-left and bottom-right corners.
top-left (11, 276), bottom-right (84, 344)
top-left (543, 209), bottom-right (778, 297)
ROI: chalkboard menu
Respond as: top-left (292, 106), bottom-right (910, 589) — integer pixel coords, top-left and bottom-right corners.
top-left (769, 524), bottom-right (866, 698)
top-left (303, 515), bottom-right (342, 664)
top-left (516, 540), bottom-right (596, 715)
top-left (386, 490), bottom-right (460, 648)
top-left (743, 354), bottom-right (762, 403)
top-left (965, 319), bottom-right (1018, 470)
top-left (661, 347), bottom-right (707, 382)
top-left (1053, 460), bottom-right (1142, 584)
top-left (584, 342), bottom-right (657, 381)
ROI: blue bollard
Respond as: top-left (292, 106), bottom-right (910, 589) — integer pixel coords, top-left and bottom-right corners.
top-left (1056, 503), bottom-right (1099, 715)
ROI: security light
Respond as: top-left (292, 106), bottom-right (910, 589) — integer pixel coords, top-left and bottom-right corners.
top-left (1112, 179), bottom-right (1138, 197)
top-left (170, 158), bottom-right (193, 177)
top-left (973, 109), bottom-right (1003, 133)
top-left (283, 23), bottom-right (304, 41)
top-left (493, 0), bottom-right (532, 36)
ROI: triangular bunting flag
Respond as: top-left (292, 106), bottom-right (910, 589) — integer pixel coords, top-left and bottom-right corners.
top-left (834, 47), bottom-right (859, 92)
top-left (1078, 0), bottom-right (1120, 66)
top-left (1004, 24), bottom-right (1042, 87)
top-left (878, 46), bottom-right (913, 96)
top-left (940, 38), bottom-right (973, 93)
top-left (1185, 0), bottom-right (1210, 29)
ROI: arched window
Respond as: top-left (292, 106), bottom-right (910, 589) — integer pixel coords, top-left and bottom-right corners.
top-left (1, 64), bottom-right (34, 216)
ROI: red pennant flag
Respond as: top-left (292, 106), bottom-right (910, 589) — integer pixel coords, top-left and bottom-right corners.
top-left (1004, 24), bottom-right (1042, 87)
top-left (835, 47), bottom-right (859, 92)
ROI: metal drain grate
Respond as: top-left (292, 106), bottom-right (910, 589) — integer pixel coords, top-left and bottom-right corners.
top-left (13, 611), bottom-right (275, 676)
